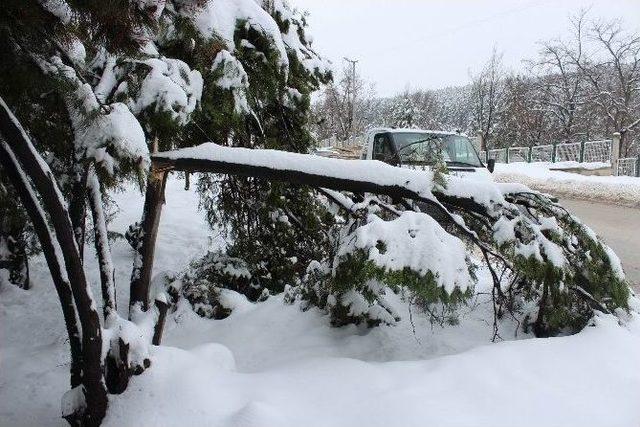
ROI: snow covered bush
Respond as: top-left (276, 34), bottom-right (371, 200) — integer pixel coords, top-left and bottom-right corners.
top-left (300, 194), bottom-right (475, 327)
top-left (496, 190), bottom-right (631, 336)
top-left (292, 170), bottom-right (633, 336)
top-left (181, 250), bottom-right (254, 318)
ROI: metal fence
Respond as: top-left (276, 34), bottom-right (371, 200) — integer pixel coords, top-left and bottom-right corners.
top-left (482, 139), bottom-right (640, 177)
top-left (483, 140), bottom-right (613, 164)
top-left (555, 142), bottom-right (581, 162)
top-left (507, 147), bottom-right (529, 163)
top-left (583, 140), bottom-right (612, 163)
top-left (617, 158), bottom-right (640, 177)
top-left (530, 145), bottom-right (554, 162)
top-left (487, 148), bottom-right (506, 163)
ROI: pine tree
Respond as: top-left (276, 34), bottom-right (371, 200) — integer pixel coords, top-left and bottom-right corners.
top-left (1, 1), bottom-right (332, 423)
top-left (391, 94), bottom-right (422, 128)
top-left (153, 0), bottom-right (333, 300)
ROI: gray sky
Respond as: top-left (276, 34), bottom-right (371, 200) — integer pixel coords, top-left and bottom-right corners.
top-left (290, 0), bottom-right (640, 96)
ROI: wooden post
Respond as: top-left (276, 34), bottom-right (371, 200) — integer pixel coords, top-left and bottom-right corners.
top-left (611, 132), bottom-right (621, 176)
top-left (129, 165), bottom-right (170, 314)
top-left (152, 298), bottom-right (169, 345)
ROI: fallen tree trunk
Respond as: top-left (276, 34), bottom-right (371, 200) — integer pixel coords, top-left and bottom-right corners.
top-left (134, 144), bottom-right (511, 341)
top-left (140, 142), bottom-right (629, 342)
top-left (151, 143), bottom-right (439, 204)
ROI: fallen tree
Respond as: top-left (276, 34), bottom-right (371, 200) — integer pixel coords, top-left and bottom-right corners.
top-left (138, 143), bottom-right (632, 340)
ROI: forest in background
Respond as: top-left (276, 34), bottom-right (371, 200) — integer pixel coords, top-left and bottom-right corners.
top-left (312, 11), bottom-right (640, 156)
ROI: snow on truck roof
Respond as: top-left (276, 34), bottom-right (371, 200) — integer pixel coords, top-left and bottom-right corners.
top-left (367, 128), bottom-right (468, 137)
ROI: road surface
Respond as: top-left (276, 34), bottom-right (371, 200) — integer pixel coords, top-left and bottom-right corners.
top-left (559, 198), bottom-right (640, 291)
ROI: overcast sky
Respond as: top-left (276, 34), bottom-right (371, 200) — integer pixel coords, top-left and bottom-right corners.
top-left (290, 0), bottom-right (640, 97)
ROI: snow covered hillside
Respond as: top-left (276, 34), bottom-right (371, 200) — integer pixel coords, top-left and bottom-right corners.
top-left (1, 177), bottom-right (640, 427)
top-left (494, 163), bottom-right (640, 207)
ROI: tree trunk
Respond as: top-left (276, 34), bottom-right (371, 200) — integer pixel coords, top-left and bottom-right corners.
top-left (87, 170), bottom-right (116, 319)
top-left (0, 97), bottom-right (107, 426)
top-left (129, 166), bottom-right (167, 315)
top-left (0, 141), bottom-right (83, 388)
top-left (68, 165), bottom-right (89, 260)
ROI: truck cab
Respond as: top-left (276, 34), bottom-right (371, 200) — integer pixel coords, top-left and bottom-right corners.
top-left (361, 128), bottom-right (494, 179)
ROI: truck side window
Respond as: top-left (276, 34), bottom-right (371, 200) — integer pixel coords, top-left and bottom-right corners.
top-left (373, 134), bottom-right (395, 163)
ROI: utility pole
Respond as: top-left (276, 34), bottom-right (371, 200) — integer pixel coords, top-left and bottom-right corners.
top-left (343, 57), bottom-right (358, 139)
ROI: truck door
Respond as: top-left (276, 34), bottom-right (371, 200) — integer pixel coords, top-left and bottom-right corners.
top-left (372, 133), bottom-right (398, 165)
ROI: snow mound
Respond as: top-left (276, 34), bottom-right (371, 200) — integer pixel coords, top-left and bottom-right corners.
top-left (102, 305), bottom-right (640, 427)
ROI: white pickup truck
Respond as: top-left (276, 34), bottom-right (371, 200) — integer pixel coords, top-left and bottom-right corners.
top-left (360, 128), bottom-right (494, 179)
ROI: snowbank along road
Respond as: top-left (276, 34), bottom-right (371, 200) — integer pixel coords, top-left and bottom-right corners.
top-left (560, 198), bottom-right (640, 291)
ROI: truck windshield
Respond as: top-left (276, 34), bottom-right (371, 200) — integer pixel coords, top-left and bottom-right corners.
top-left (391, 132), bottom-right (482, 167)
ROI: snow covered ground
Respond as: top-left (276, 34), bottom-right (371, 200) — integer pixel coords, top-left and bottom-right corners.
top-left (1, 176), bottom-right (640, 427)
top-left (494, 162), bottom-right (640, 207)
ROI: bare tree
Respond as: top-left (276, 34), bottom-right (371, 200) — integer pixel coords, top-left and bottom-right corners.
top-left (571, 18), bottom-right (640, 155)
top-left (469, 49), bottom-right (506, 150)
top-left (313, 61), bottom-right (375, 141)
top-left (530, 11), bottom-right (589, 143)
top-left (497, 73), bottom-right (550, 147)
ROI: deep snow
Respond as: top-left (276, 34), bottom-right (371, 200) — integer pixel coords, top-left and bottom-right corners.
top-left (1, 176), bottom-right (639, 427)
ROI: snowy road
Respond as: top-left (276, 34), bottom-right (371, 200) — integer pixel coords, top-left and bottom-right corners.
top-left (559, 198), bottom-right (640, 291)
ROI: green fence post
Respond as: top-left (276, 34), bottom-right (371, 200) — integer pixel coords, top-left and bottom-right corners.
top-left (636, 156), bottom-right (640, 177)
top-left (579, 141), bottom-right (585, 163)
top-left (505, 147), bottom-right (510, 164)
top-left (552, 144), bottom-right (557, 163)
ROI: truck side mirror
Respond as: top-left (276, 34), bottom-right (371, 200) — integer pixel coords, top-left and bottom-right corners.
top-left (487, 158), bottom-right (495, 173)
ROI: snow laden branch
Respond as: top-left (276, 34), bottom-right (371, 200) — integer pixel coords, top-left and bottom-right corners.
top-left (147, 143), bottom-right (632, 335)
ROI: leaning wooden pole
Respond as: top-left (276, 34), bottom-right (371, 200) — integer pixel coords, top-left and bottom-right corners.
top-left (129, 164), bottom-right (170, 315)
